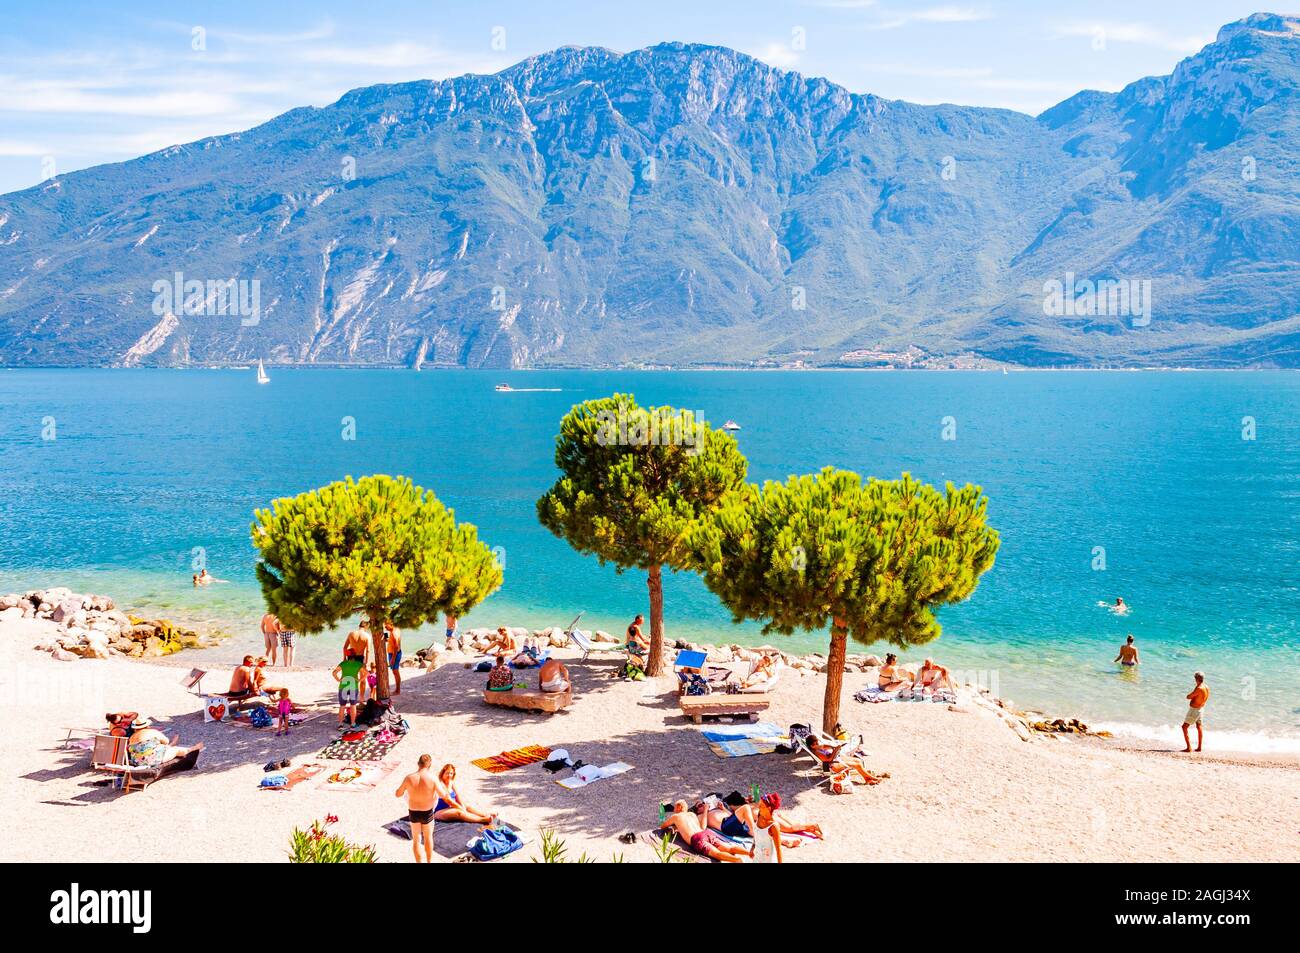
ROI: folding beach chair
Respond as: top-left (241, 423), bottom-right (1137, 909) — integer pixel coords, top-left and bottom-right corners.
top-left (789, 725), bottom-right (865, 772)
top-left (566, 615), bottom-right (629, 662)
top-left (180, 668), bottom-right (207, 695)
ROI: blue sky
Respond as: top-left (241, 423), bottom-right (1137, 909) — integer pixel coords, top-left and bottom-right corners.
top-left (0, 0), bottom-right (1273, 194)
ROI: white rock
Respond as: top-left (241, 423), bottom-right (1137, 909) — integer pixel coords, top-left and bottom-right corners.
top-left (50, 647), bottom-right (78, 662)
top-left (0, 606), bottom-right (24, 622)
top-left (593, 630), bottom-right (618, 643)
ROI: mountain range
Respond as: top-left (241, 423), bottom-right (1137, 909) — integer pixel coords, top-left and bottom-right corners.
top-left (1, 12), bottom-right (1298, 368)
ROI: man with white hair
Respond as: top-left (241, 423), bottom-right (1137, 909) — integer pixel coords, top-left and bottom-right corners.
top-left (1181, 672), bottom-right (1210, 752)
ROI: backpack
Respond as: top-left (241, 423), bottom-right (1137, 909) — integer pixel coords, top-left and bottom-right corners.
top-left (468, 825), bottom-right (522, 862)
top-left (685, 673), bottom-right (710, 696)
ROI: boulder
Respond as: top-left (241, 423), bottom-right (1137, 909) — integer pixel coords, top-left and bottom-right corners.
top-left (863, 655), bottom-right (882, 667)
top-left (0, 606), bottom-right (24, 622)
top-left (593, 630), bottom-right (618, 643)
top-left (50, 647), bottom-right (78, 662)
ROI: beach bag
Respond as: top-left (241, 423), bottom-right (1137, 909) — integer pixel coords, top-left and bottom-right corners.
top-left (469, 826), bottom-right (522, 862)
top-left (249, 706), bottom-right (274, 728)
top-left (828, 771), bottom-right (854, 795)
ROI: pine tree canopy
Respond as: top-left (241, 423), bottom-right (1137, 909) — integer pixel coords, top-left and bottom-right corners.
top-left (692, 467), bottom-right (999, 649)
top-left (250, 474), bottom-right (502, 634)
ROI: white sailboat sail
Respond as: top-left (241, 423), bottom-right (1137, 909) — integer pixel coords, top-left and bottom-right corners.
top-left (256, 360), bottom-right (270, 384)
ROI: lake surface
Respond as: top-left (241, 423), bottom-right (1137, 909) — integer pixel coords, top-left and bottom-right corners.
top-left (1, 368), bottom-right (1296, 749)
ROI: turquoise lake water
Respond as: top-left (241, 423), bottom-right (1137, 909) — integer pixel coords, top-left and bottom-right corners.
top-left (1, 368), bottom-right (1296, 750)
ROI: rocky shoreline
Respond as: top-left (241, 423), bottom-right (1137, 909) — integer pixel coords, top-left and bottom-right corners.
top-left (1, 587), bottom-right (220, 661)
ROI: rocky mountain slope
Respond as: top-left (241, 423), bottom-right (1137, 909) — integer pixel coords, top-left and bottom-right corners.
top-left (1, 13), bottom-right (1297, 368)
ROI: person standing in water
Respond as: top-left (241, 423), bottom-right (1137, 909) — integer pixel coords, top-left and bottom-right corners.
top-left (1181, 672), bottom-right (1209, 752)
top-left (1114, 634), bottom-right (1140, 666)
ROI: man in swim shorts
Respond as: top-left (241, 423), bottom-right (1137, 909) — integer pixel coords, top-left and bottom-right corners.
top-left (396, 754), bottom-right (446, 863)
top-left (1181, 672), bottom-right (1209, 752)
top-left (1115, 634), bottom-right (1139, 666)
top-left (384, 622), bottom-right (403, 694)
top-left (659, 800), bottom-right (748, 862)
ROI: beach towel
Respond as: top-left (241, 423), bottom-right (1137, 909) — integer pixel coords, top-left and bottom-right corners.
top-left (383, 818), bottom-right (529, 860)
top-left (554, 762), bottom-right (633, 789)
top-left (509, 651), bottom-right (550, 670)
top-left (698, 721), bottom-right (788, 758)
top-left (316, 759), bottom-right (401, 792)
top-left (854, 685), bottom-right (957, 705)
top-left (259, 761), bottom-right (327, 792)
top-left (317, 733), bottom-right (403, 762)
top-left (635, 829), bottom-right (754, 862)
top-left (471, 744), bottom-right (551, 773)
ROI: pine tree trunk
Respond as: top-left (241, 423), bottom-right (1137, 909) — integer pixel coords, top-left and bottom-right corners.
top-left (369, 611), bottom-right (392, 702)
top-left (823, 619), bottom-right (848, 734)
top-left (646, 564), bottom-right (665, 676)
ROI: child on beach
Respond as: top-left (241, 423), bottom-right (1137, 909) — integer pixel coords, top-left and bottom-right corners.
top-left (333, 654), bottom-right (364, 729)
top-left (275, 688), bottom-right (293, 736)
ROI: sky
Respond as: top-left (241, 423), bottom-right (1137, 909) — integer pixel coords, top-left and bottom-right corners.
top-left (0, 0), bottom-right (1275, 194)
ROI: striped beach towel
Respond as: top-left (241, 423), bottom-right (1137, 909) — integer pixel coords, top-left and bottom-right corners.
top-left (471, 744), bottom-right (552, 773)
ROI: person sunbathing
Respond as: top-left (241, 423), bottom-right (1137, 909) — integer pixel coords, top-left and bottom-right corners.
top-left (251, 658), bottom-right (286, 696)
top-left (660, 800), bottom-right (748, 863)
top-left (740, 653), bottom-right (777, 689)
top-left (539, 658), bottom-right (571, 693)
top-left (807, 734), bottom-right (884, 785)
top-left (126, 717), bottom-right (203, 768)
top-left (700, 796), bottom-right (813, 845)
top-left (626, 614), bottom-right (649, 658)
top-left (511, 638), bottom-right (542, 667)
top-left (432, 764), bottom-right (496, 825)
top-left (916, 658), bottom-right (954, 692)
top-left (483, 627), bottom-right (518, 656)
top-left (877, 653), bottom-right (912, 691)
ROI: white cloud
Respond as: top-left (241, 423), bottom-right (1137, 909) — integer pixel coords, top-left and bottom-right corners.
top-left (1053, 21), bottom-right (1211, 54)
top-left (745, 42), bottom-right (802, 69)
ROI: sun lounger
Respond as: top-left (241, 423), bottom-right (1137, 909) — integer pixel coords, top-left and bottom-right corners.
top-left (568, 628), bottom-right (627, 662)
top-left (737, 662), bottom-right (782, 694)
top-left (790, 727), bottom-right (865, 772)
top-left (482, 686), bottom-right (572, 713)
top-left (91, 734), bottom-right (201, 793)
top-left (678, 692), bottom-right (771, 724)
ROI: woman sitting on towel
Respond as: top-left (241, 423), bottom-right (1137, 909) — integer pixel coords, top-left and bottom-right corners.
top-left (483, 627), bottom-right (519, 657)
top-left (126, 717), bottom-right (203, 768)
top-left (539, 658), bottom-right (570, 693)
top-left (432, 764), bottom-right (496, 825)
top-left (877, 653), bottom-right (913, 691)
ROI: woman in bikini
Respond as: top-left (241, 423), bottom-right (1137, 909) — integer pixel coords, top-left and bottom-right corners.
top-left (878, 653), bottom-right (912, 691)
top-left (431, 764), bottom-right (496, 825)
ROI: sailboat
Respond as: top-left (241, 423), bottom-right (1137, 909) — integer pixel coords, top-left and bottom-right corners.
top-left (722, 420), bottom-right (741, 431)
top-left (256, 360), bottom-right (270, 384)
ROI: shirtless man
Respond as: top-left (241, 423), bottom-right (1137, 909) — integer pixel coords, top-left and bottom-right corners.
top-left (740, 653), bottom-right (777, 689)
top-left (538, 657), bottom-right (571, 693)
top-left (343, 627), bottom-right (371, 663)
top-left (395, 754), bottom-right (447, 863)
top-left (228, 655), bottom-right (259, 697)
top-left (1115, 635), bottom-right (1140, 667)
top-left (260, 613), bottom-right (280, 666)
top-left (1181, 672), bottom-right (1209, 753)
top-left (1113, 597), bottom-right (1129, 614)
top-left (878, 653), bottom-right (913, 691)
top-left (917, 658), bottom-right (953, 692)
top-left (659, 800), bottom-right (747, 863)
top-left (626, 614), bottom-right (649, 657)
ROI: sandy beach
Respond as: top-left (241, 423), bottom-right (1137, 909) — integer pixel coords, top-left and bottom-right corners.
top-left (3, 616), bottom-right (1296, 864)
